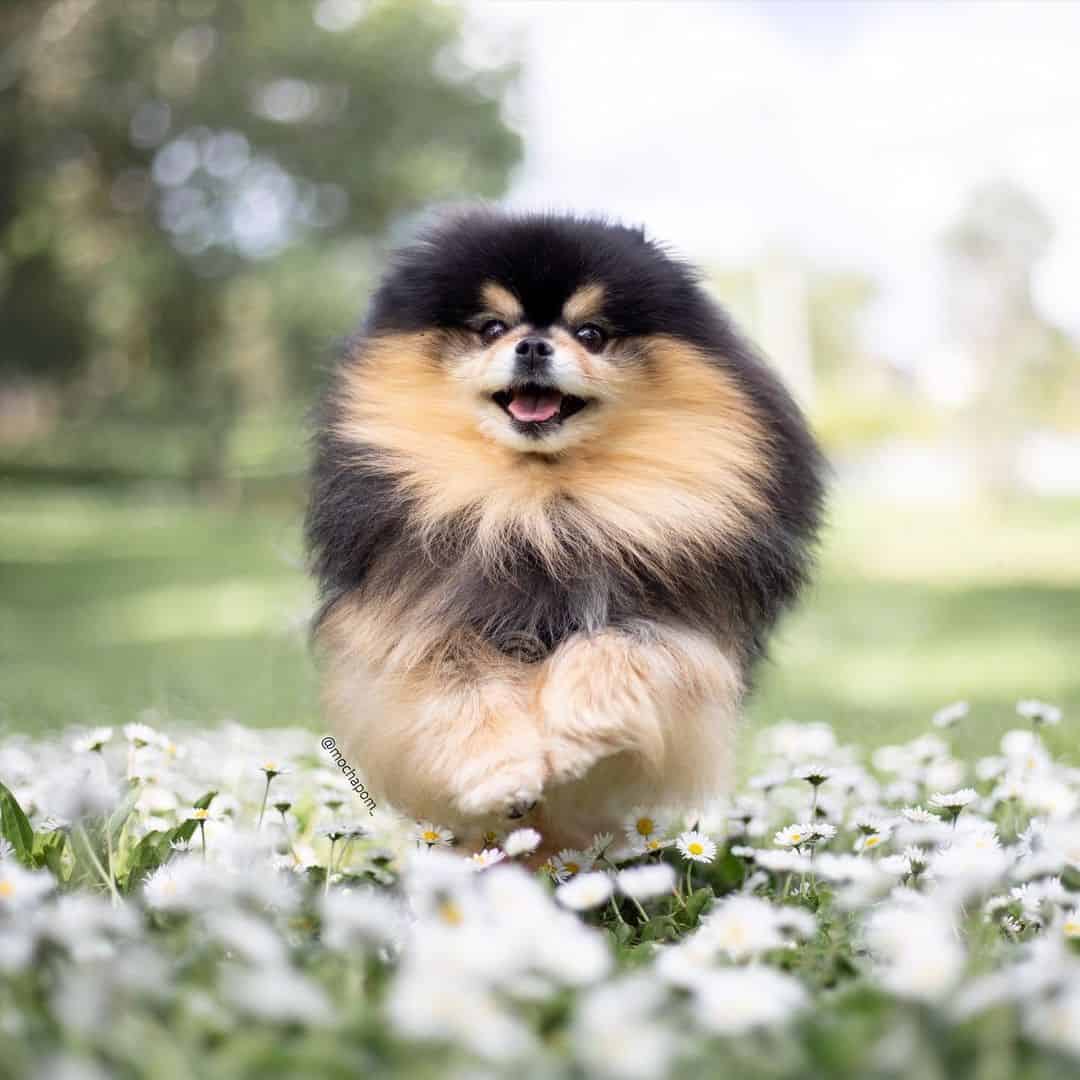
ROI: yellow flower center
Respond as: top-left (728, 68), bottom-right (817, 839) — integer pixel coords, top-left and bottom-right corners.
top-left (422, 831), bottom-right (440, 843)
top-left (1064, 920), bottom-right (1080, 939)
top-left (635, 818), bottom-right (655, 836)
top-left (192, 808), bottom-right (209, 820)
top-left (791, 833), bottom-right (802, 844)
top-left (688, 842), bottom-right (704, 856)
top-left (865, 835), bottom-right (882, 848)
top-left (0, 880), bottom-right (14, 898)
top-left (565, 862), bottom-right (580, 875)
top-left (437, 900), bottom-right (463, 926)
top-left (646, 839), bottom-right (662, 851)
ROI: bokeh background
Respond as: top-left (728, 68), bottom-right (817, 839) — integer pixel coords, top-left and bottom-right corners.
top-left (2, 0), bottom-right (1078, 761)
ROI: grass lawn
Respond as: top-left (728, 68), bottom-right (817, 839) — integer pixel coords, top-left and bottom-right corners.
top-left (2, 481), bottom-right (1077, 761)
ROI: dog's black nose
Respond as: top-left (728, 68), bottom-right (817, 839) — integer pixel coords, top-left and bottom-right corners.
top-left (514, 335), bottom-right (554, 375)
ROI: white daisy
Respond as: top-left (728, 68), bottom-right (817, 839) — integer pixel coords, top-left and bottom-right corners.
top-left (615, 863), bottom-right (676, 901)
top-left (0, 863), bottom-right (54, 912)
top-left (754, 849), bottom-right (813, 874)
top-left (141, 857), bottom-right (215, 912)
top-left (1024, 984), bottom-right (1080, 1058)
top-left (221, 965), bottom-right (335, 1027)
top-left (415, 821), bottom-right (454, 848)
top-left (1017, 699), bottom-right (1063, 726)
top-left (72, 727), bottom-right (114, 754)
top-left (555, 871), bottom-right (614, 911)
top-left (792, 762), bottom-right (832, 786)
top-left (929, 788), bottom-right (977, 810)
top-left (774, 823), bottom-right (813, 849)
top-left (122, 722), bottom-right (162, 748)
top-left (586, 831), bottom-right (615, 859)
top-left (676, 830), bottom-right (716, 863)
top-left (503, 827), bottom-right (542, 857)
top-left (468, 847), bottom-right (506, 871)
top-left (865, 899), bottom-right (966, 1003)
top-left (932, 701), bottom-right (970, 729)
top-left (548, 849), bottom-right (593, 882)
top-left (701, 895), bottom-right (784, 960)
top-left (622, 807), bottom-right (668, 850)
top-left (694, 967), bottom-right (807, 1035)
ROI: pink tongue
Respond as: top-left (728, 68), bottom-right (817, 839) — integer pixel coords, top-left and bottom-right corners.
top-left (508, 390), bottom-right (562, 423)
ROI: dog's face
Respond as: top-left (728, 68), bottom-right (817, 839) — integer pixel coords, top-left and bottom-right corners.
top-left (362, 212), bottom-right (717, 456)
top-left (447, 278), bottom-right (617, 454)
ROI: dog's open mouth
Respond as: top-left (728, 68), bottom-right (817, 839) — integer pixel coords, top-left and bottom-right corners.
top-left (491, 382), bottom-right (590, 430)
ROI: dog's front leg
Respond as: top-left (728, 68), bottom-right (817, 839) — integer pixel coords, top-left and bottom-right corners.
top-left (538, 622), bottom-right (743, 788)
top-left (319, 602), bottom-right (547, 823)
top-left (421, 669), bottom-right (548, 820)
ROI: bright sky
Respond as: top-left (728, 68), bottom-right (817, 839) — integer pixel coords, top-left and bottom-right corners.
top-left (467, 0), bottom-right (1080, 362)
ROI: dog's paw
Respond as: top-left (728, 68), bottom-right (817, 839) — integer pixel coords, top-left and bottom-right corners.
top-left (544, 736), bottom-right (613, 787)
top-left (453, 756), bottom-right (546, 820)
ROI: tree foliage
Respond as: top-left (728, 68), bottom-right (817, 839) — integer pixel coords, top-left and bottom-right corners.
top-left (0, 0), bottom-right (521, 481)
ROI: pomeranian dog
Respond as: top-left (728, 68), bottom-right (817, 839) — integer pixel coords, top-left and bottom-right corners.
top-left (306, 209), bottom-right (825, 856)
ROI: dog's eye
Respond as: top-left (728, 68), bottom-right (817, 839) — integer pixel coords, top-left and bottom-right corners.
top-left (575, 324), bottom-right (607, 353)
top-left (480, 319), bottom-right (508, 344)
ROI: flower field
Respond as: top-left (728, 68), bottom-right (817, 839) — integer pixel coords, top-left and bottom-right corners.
top-left (2, 703), bottom-right (1079, 1079)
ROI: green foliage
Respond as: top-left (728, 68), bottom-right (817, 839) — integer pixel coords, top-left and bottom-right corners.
top-left (0, 780), bottom-right (34, 864)
top-left (0, 0), bottom-right (521, 483)
top-left (120, 789), bottom-right (217, 891)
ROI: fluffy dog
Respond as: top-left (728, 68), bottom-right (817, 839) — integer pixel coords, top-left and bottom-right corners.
top-left (306, 209), bottom-right (825, 855)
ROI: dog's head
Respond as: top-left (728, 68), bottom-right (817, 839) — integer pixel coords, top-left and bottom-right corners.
top-left (313, 209), bottom-right (824, 641)
top-left (359, 209), bottom-right (720, 455)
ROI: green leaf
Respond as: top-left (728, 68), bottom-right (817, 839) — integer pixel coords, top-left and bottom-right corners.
top-left (169, 790), bottom-right (218, 845)
top-left (31, 829), bottom-right (67, 878)
top-left (683, 887), bottom-right (713, 925)
top-left (120, 791), bottom-right (216, 891)
top-left (0, 781), bottom-right (34, 865)
top-left (120, 829), bottom-right (169, 892)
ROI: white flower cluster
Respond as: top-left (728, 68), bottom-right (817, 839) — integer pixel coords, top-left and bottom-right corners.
top-left (0, 701), bottom-right (1078, 1076)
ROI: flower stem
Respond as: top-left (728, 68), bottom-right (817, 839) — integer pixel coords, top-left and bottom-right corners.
top-left (76, 823), bottom-right (120, 905)
top-left (608, 894), bottom-right (628, 926)
top-left (325, 837), bottom-right (338, 896)
top-left (256, 774), bottom-right (272, 829)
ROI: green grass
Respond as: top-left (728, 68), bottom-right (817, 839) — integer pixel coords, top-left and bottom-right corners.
top-left (0, 484), bottom-right (317, 735)
top-left (2, 482), bottom-right (1078, 760)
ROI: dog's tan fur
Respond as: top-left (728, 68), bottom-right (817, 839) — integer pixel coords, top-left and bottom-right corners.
top-left (334, 331), bottom-right (772, 572)
top-left (560, 282), bottom-right (606, 326)
top-left (479, 281), bottom-right (524, 324)
top-left (317, 328), bottom-right (768, 849)
top-left (320, 594), bottom-right (741, 852)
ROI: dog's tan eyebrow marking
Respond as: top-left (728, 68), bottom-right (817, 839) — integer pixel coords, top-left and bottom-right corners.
top-left (479, 282), bottom-right (523, 323)
top-left (562, 282), bottom-right (605, 325)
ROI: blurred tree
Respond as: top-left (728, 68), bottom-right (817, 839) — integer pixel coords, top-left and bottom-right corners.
top-left (942, 181), bottom-right (1076, 495)
top-left (0, 0), bottom-right (521, 487)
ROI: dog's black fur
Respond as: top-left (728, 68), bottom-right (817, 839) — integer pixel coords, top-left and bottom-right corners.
top-left (306, 210), bottom-right (826, 673)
